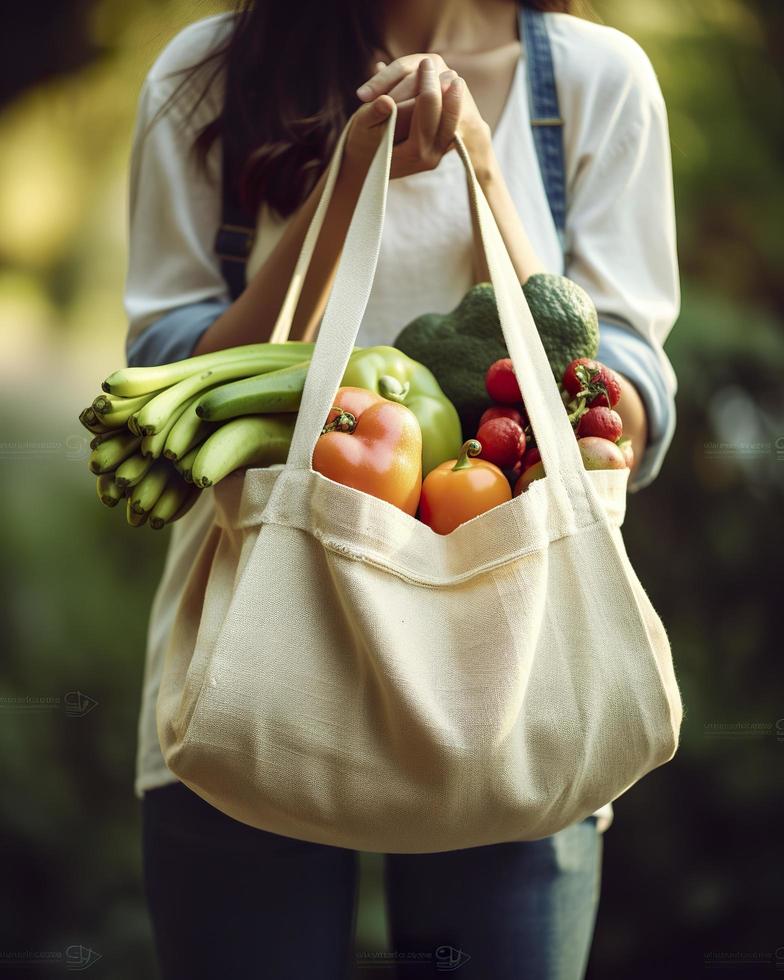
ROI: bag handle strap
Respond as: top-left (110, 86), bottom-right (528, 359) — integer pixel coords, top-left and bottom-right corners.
top-left (267, 103), bottom-right (602, 522)
top-left (215, 8), bottom-right (567, 299)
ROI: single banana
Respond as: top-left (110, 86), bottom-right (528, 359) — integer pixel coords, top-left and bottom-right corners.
top-left (102, 342), bottom-right (318, 397)
top-left (93, 389), bottom-right (162, 428)
top-left (191, 414), bottom-right (296, 488)
top-left (149, 480), bottom-right (196, 529)
top-left (79, 406), bottom-right (112, 435)
top-left (93, 389), bottom-right (161, 417)
top-left (196, 360), bottom-right (312, 421)
top-left (115, 452), bottom-right (154, 489)
top-left (88, 431), bottom-right (142, 474)
top-left (126, 496), bottom-right (148, 527)
top-left (129, 459), bottom-right (173, 514)
top-left (163, 397), bottom-right (219, 461)
top-left (173, 443), bottom-right (202, 483)
top-left (140, 392), bottom-right (202, 458)
top-left (90, 429), bottom-right (122, 450)
top-left (96, 473), bottom-right (124, 508)
top-left (91, 394), bottom-right (116, 415)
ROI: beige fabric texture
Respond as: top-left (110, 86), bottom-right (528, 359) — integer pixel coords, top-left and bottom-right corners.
top-left (157, 106), bottom-right (683, 854)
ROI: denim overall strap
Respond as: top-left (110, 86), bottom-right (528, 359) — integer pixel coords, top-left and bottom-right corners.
top-left (520, 8), bottom-right (567, 257)
top-left (214, 137), bottom-right (257, 302)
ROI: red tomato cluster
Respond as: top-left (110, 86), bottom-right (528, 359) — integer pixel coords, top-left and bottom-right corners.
top-left (362, 357), bottom-right (633, 534)
top-left (471, 356), bottom-right (633, 498)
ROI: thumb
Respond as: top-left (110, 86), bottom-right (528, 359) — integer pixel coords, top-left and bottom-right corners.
top-left (346, 95), bottom-right (395, 165)
top-left (352, 94), bottom-right (391, 131)
top-left (372, 94), bottom-right (393, 118)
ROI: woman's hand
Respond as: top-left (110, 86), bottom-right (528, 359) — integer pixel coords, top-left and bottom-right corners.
top-left (612, 372), bottom-right (649, 485)
top-left (358, 54), bottom-right (491, 153)
top-left (345, 55), bottom-right (491, 181)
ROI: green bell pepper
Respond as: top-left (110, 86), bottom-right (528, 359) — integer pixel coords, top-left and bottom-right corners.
top-left (342, 346), bottom-right (463, 476)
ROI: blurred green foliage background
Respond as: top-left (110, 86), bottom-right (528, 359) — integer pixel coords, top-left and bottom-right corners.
top-left (0, 1), bottom-right (781, 977)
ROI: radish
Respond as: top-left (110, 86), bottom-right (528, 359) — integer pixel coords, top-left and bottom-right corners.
top-left (476, 417), bottom-right (526, 468)
top-left (577, 437), bottom-right (627, 471)
top-left (485, 358), bottom-right (523, 405)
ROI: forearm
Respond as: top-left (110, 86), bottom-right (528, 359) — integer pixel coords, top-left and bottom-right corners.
top-left (192, 154), bottom-right (371, 356)
top-left (468, 137), bottom-right (548, 285)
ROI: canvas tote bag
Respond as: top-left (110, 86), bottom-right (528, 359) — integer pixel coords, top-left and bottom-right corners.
top-left (157, 102), bottom-right (683, 854)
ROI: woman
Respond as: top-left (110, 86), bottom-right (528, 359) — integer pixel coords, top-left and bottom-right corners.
top-left (126, 1), bottom-right (679, 977)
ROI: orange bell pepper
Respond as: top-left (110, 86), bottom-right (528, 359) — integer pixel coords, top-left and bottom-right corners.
top-left (313, 386), bottom-right (422, 515)
top-left (418, 438), bottom-right (512, 535)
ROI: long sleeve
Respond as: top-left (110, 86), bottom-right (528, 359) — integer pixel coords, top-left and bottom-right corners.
top-left (123, 16), bottom-right (235, 368)
top-left (596, 319), bottom-right (675, 491)
top-left (557, 24), bottom-right (681, 492)
top-left (126, 298), bottom-right (231, 368)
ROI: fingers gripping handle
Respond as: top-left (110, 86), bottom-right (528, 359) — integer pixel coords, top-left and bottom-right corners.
top-left (280, 104), bottom-right (596, 504)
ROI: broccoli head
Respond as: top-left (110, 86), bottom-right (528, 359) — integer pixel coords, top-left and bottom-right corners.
top-left (393, 273), bottom-right (599, 438)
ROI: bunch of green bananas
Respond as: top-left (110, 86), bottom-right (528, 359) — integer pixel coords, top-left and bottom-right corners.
top-left (79, 340), bottom-right (321, 529)
top-left (80, 339), bottom-right (464, 530)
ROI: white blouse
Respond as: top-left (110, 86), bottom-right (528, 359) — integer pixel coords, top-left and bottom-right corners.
top-left (124, 10), bottom-right (682, 836)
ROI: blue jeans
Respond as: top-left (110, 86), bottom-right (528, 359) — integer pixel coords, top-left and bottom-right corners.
top-left (141, 781), bottom-right (601, 980)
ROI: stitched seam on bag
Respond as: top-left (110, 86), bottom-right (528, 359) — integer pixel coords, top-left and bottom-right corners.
top-left (311, 517), bottom-right (612, 587)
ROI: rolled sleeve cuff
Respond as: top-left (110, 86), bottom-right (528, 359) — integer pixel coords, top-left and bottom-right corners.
top-left (125, 298), bottom-right (231, 368)
top-left (596, 319), bottom-right (676, 493)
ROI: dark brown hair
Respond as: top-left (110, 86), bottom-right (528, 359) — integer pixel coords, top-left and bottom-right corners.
top-left (151, 1), bottom-right (573, 221)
